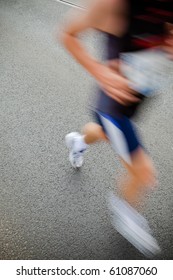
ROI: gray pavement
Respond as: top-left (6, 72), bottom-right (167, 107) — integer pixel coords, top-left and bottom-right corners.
top-left (0, 0), bottom-right (173, 260)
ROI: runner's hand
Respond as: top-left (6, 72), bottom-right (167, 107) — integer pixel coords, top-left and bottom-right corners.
top-left (94, 64), bottom-right (140, 105)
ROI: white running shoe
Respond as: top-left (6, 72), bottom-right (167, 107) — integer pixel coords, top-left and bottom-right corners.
top-left (108, 192), bottom-right (161, 258)
top-left (65, 132), bottom-right (87, 168)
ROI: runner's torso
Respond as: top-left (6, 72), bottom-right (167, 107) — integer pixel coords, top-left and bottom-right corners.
top-left (95, 0), bottom-right (173, 118)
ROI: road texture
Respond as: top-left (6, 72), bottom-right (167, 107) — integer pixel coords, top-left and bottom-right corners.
top-left (0, 0), bottom-right (173, 260)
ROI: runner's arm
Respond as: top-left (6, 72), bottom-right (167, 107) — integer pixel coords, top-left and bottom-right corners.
top-left (59, 1), bottom-right (140, 105)
top-left (60, 4), bottom-right (105, 78)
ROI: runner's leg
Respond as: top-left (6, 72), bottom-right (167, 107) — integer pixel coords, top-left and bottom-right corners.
top-left (98, 111), bottom-right (160, 257)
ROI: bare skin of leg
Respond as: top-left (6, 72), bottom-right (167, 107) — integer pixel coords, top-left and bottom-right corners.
top-left (119, 148), bottom-right (157, 207)
top-left (82, 122), bottom-right (108, 144)
top-left (81, 122), bottom-right (157, 208)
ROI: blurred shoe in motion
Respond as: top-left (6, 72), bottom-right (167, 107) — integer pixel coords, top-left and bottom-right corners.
top-left (65, 132), bottom-right (87, 168)
top-left (108, 192), bottom-right (161, 258)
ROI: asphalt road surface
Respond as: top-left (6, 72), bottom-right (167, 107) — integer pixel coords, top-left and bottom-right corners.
top-left (0, 0), bottom-right (173, 260)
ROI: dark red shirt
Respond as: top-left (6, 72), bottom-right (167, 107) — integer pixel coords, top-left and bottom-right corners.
top-left (129, 0), bottom-right (173, 50)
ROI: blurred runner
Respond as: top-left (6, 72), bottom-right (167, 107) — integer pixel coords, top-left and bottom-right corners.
top-left (60, 0), bottom-right (173, 258)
